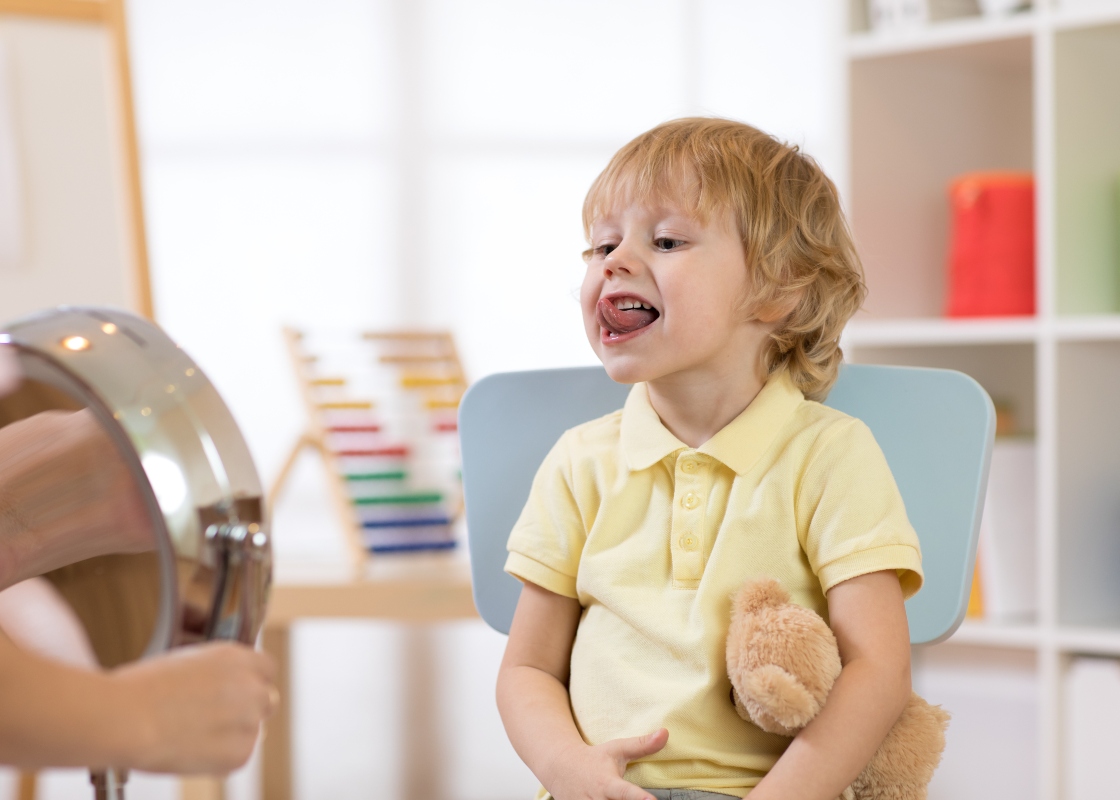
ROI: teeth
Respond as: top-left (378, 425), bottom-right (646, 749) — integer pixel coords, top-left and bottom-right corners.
top-left (613, 298), bottom-right (652, 311)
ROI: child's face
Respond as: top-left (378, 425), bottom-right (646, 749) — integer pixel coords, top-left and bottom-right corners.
top-left (581, 200), bottom-right (770, 387)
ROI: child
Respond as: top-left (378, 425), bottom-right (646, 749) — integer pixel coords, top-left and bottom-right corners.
top-left (496, 118), bottom-right (923, 800)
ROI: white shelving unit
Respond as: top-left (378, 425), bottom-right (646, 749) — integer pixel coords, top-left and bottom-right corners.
top-left (842, 2), bottom-right (1120, 798)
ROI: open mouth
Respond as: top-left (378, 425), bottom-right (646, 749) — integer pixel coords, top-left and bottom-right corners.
top-left (597, 296), bottom-right (660, 338)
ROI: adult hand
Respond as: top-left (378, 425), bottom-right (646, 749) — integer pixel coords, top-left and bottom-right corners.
top-left (109, 641), bottom-right (277, 774)
top-left (0, 409), bottom-right (153, 590)
top-left (547, 728), bottom-right (668, 800)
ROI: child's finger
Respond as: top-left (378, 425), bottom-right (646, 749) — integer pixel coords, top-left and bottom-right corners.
top-left (610, 728), bottom-right (669, 762)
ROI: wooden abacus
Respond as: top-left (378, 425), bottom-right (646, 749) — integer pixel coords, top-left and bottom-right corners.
top-left (270, 327), bottom-right (468, 570)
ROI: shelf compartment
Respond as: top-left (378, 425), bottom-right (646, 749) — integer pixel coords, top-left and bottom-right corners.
top-left (1053, 2), bottom-right (1120, 32)
top-left (841, 316), bottom-right (1120, 342)
top-left (913, 645), bottom-right (1038, 797)
top-left (946, 619), bottom-right (1042, 649)
top-left (1054, 21), bottom-right (1120, 314)
top-left (1058, 627), bottom-right (1120, 657)
top-left (843, 316), bottom-right (1038, 346)
top-left (849, 35), bottom-right (1034, 318)
top-left (1063, 654), bottom-right (1120, 799)
top-left (1054, 315), bottom-right (1120, 341)
top-left (848, 10), bottom-right (1037, 59)
top-left (1056, 341), bottom-right (1120, 627)
top-left (846, 342), bottom-right (1037, 435)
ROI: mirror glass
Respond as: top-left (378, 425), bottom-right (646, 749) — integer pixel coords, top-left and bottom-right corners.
top-left (0, 307), bottom-right (271, 685)
top-left (0, 375), bottom-right (164, 669)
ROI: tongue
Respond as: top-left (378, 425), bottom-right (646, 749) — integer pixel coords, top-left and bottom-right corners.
top-left (597, 298), bottom-right (658, 335)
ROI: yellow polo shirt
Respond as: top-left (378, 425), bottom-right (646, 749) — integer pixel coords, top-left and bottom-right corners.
top-left (504, 369), bottom-right (923, 798)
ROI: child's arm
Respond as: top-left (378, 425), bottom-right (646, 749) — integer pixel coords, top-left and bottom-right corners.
top-left (745, 570), bottom-right (912, 800)
top-left (497, 581), bottom-right (668, 800)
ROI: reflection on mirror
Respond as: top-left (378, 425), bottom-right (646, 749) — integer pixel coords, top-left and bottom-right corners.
top-left (0, 383), bottom-right (162, 669)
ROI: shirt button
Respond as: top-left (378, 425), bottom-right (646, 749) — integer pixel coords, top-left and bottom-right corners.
top-left (681, 459), bottom-right (699, 473)
top-left (679, 533), bottom-right (698, 551)
top-left (682, 492), bottom-right (701, 510)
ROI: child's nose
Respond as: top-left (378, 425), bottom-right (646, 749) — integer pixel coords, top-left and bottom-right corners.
top-left (603, 241), bottom-right (640, 277)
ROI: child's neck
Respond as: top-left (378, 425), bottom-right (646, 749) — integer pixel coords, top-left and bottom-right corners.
top-left (645, 364), bottom-right (769, 449)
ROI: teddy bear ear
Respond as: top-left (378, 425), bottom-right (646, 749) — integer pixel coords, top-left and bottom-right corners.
top-left (732, 576), bottom-right (791, 616)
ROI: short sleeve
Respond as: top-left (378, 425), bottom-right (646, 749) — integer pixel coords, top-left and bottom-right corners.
top-left (504, 432), bottom-right (586, 599)
top-left (797, 418), bottom-right (924, 599)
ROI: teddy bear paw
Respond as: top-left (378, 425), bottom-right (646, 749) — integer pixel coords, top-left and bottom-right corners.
top-left (737, 664), bottom-right (825, 735)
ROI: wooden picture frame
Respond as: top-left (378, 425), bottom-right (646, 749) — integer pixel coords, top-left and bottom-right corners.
top-left (0, 0), bottom-right (151, 324)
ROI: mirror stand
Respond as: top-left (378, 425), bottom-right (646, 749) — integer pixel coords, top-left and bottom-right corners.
top-left (90, 769), bottom-right (127, 800)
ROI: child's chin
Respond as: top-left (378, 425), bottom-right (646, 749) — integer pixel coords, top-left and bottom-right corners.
top-left (600, 359), bottom-right (649, 386)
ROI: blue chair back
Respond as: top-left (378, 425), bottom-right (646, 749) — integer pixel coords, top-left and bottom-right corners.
top-left (459, 363), bottom-right (994, 645)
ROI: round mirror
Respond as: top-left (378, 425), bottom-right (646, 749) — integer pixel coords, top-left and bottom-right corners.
top-left (0, 306), bottom-right (271, 674)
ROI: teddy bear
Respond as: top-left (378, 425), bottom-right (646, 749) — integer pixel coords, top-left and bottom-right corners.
top-left (725, 576), bottom-right (950, 800)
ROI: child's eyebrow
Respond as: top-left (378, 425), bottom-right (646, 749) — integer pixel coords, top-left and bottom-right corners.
top-left (588, 218), bottom-right (622, 236)
top-left (645, 211), bottom-right (707, 233)
top-left (655, 211), bottom-right (698, 226)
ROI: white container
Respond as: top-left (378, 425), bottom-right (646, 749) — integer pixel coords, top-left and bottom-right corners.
top-left (979, 0), bottom-right (1030, 15)
top-left (868, 0), bottom-right (930, 30)
top-left (976, 438), bottom-right (1038, 621)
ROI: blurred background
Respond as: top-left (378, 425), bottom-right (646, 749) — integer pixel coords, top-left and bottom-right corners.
top-left (4, 0), bottom-right (1120, 798)
top-left (133, 4), bottom-right (839, 799)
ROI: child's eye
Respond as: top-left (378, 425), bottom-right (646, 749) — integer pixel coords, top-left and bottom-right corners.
top-left (654, 238), bottom-right (684, 251)
top-left (582, 244), bottom-right (615, 262)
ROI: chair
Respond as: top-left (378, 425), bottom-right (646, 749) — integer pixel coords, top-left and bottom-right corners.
top-left (459, 364), bottom-right (994, 645)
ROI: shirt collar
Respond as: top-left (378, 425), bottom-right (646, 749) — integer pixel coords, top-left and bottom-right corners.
top-left (620, 369), bottom-right (805, 476)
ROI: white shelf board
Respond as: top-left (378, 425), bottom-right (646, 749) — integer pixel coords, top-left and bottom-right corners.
top-left (848, 12), bottom-right (1037, 60)
top-left (1052, 2), bottom-right (1120, 32)
top-left (1053, 315), bottom-right (1120, 341)
top-left (843, 317), bottom-right (1039, 347)
top-left (1057, 625), bottom-right (1120, 656)
top-left (936, 619), bottom-right (1042, 649)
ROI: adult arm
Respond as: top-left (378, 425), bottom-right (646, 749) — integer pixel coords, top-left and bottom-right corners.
top-left (497, 581), bottom-right (667, 800)
top-left (745, 570), bottom-right (912, 800)
top-left (0, 629), bottom-right (276, 773)
top-left (0, 409), bottom-right (152, 591)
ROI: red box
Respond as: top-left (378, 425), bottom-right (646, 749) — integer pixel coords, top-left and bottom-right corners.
top-left (945, 172), bottom-right (1035, 317)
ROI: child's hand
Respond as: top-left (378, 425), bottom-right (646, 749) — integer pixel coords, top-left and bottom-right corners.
top-left (108, 641), bottom-right (277, 774)
top-left (548, 727), bottom-right (668, 800)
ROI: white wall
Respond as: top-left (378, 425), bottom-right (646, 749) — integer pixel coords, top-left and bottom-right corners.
top-left (27, 2), bottom-right (843, 799)
top-left (129, 0), bottom-right (845, 482)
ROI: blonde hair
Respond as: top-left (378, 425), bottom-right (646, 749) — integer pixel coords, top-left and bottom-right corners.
top-left (582, 117), bottom-right (866, 402)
